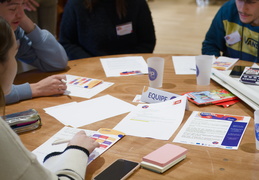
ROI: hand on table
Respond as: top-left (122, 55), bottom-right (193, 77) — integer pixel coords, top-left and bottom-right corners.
top-left (69, 131), bottom-right (100, 154)
top-left (30, 74), bottom-right (67, 98)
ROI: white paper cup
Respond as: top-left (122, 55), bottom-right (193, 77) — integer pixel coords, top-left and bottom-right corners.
top-left (195, 55), bottom-right (213, 86)
top-left (254, 110), bottom-right (259, 150)
top-left (147, 57), bottom-right (164, 88)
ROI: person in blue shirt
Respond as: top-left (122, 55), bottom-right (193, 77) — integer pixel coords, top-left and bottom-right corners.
top-left (59, 0), bottom-right (156, 60)
top-left (202, 0), bottom-right (259, 63)
top-left (0, 0), bottom-right (69, 104)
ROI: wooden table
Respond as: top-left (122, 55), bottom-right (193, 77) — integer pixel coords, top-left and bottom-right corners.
top-left (7, 54), bottom-right (258, 180)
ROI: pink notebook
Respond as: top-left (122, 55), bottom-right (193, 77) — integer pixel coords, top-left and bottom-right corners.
top-left (142, 144), bottom-right (187, 167)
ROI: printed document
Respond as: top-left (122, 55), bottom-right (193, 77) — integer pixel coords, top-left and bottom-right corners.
top-left (100, 56), bottom-right (148, 77)
top-left (173, 111), bottom-right (250, 149)
top-left (113, 95), bottom-right (187, 140)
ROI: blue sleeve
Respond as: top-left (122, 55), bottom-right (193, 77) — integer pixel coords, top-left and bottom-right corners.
top-left (202, 5), bottom-right (227, 56)
top-left (16, 25), bottom-right (68, 72)
top-left (59, 0), bottom-right (93, 60)
top-left (5, 84), bottom-right (32, 104)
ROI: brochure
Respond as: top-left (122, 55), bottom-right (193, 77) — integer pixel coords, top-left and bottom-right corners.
top-left (173, 111), bottom-right (250, 150)
top-left (185, 89), bottom-right (238, 106)
top-left (239, 67), bottom-right (259, 85)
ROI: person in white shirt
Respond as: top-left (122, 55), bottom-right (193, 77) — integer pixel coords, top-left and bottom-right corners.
top-left (0, 16), bottom-right (100, 180)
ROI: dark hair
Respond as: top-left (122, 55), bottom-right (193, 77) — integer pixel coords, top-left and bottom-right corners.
top-left (0, 0), bottom-right (11, 3)
top-left (0, 85), bottom-right (5, 117)
top-left (84, 0), bottom-right (126, 19)
top-left (0, 16), bottom-right (14, 63)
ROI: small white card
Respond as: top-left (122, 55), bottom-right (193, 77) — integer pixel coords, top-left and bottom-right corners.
top-left (225, 31), bottom-right (241, 45)
top-left (116, 22), bottom-right (133, 36)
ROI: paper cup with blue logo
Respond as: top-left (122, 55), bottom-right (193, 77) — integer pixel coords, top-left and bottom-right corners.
top-left (147, 57), bottom-right (164, 88)
top-left (254, 110), bottom-right (259, 150)
top-left (195, 55), bottom-right (213, 86)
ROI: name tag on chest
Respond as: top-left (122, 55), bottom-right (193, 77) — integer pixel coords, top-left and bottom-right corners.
top-left (116, 22), bottom-right (133, 36)
top-left (225, 31), bottom-right (241, 45)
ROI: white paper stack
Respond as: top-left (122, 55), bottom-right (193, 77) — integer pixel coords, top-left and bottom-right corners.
top-left (211, 68), bottom-right (259, 110)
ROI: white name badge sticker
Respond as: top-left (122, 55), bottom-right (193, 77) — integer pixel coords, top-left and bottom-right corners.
top-left (224, 31), bottom-right (241, 45)
top-left (140, 86), bottom-right (179, 104)
top-left (116, 22), bottom-right (133, 36)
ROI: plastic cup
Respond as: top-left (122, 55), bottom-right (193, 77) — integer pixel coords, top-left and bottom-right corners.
top-left (196, 0), bottom-right (209, 6)
top-left (147, 57), bottom-right (164, 88)
top-left (254, 110), bottom-right (259, 150)
top-left (195, 55), bottom-right (213, 86)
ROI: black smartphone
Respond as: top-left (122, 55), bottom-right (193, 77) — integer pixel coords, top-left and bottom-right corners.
top-left (229, 65), bottom-right (246, 78)
top-left (93, 159), bottom-right (140, 180)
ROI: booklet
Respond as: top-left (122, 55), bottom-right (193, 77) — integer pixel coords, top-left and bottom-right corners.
top-left (212, 56), bottom-right (238, 71)
top-left (239, 67), bottom-right (259, 85)
top-left (185, 89), bottom-right (238, 106)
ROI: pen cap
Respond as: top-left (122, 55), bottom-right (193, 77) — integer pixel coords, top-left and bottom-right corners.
top-left (254, 110), bottom-right (259, 150)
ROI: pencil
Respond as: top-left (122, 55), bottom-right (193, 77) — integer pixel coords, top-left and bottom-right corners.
top-left (52, 139), bottom-right (70, 145)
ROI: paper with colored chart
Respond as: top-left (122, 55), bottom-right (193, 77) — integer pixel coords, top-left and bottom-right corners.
top-left (173, 111), bottom-right (250, 150)
top-left (32, 127), bottom-right (125, 164)
top-left (113, 95), bottom-right (187, 140)
top-left (100, 56), bottom-right (148, 77)
top-left (64, 75), bottom-right (114, 98)
top-left (212, 56), bottom-right (238, 71)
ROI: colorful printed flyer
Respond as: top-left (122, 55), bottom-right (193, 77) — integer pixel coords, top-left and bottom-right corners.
top-left (212, 56), bottom-right (238, 71)
top-left (173, 111), bottom-right (250, 150)
top-left (33, 127), bottom-right (124, 164)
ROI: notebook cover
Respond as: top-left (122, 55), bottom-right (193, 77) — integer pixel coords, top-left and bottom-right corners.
top-left (141, 154), bottom-right (186, 173)
top-left (142, 144), bottom-right (187, 167)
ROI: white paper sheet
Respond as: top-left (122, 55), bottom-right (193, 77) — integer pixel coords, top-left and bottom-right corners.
top-left (32, 127), bottom-right (123, 165)
top-left (113, 95), bottom-right (187, 140)
top-left (64, 75), bottom-right (114, 99)
top-left (100, 56), bottom-right (148, 77)
top-left (44, 95), bottom-right (136, 127)
top-left (173, 111), bottom-right (250, 149)
top-left (172, 56), bottom-right (196, 74)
